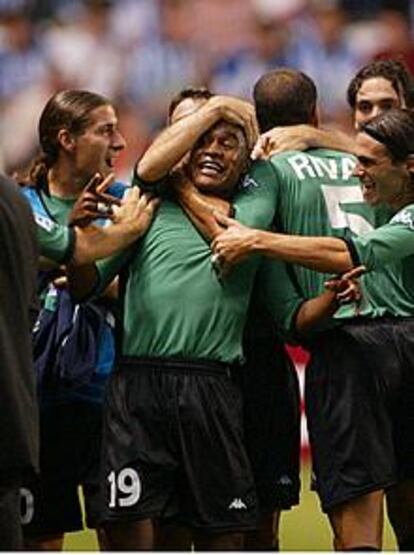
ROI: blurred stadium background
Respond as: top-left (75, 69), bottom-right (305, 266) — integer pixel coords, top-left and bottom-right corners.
top-left (2, 0), bottom-right (412, 549)
top-left (1, 0), bottom-right (413, 181)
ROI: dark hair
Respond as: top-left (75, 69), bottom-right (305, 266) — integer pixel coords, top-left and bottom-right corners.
top-left (361, 108), bottom-right (414, 163)
top-left (347, 59), bottom-right (414, 110)
top-left (253, 68), bottom-right (317, 133)
top-left (168, 87), bottom-right (213, 120)
top-left (29, 89), bottom-right (110, 190)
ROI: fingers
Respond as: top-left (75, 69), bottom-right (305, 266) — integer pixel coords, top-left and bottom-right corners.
top-left (341, 265), bottom-right (367, 280)
top-left (336, 283), bottom-right (361, 303)
top-left (251, 135), bottom-right (270, 160)
top-left (95, 172), bottom-right (115, 194)
top-left (212, 210), bottom-right (235, 229)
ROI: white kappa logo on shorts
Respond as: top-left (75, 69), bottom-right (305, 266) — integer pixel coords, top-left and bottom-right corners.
top-left (228, 498), bottom-right (247, 510)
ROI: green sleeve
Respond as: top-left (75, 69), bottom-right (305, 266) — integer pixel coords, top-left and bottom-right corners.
top-left (34, 212), bottom-right (75, 263)
top-left (132, 168), bottom-right (166, 196)
top-left (232, 160), bottom-right (279, 230)
top-left (352, 205), bottom-right (414, 271)
top-left (256, 258), bottom-right (303, 339)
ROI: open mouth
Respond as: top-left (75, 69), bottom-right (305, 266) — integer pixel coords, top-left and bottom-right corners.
top-left (361, 180), bottom-right (378, 202)
top-left (105, 152), bottom-right (119, 169)
top-left (198, 159), bottom-right (224, 177)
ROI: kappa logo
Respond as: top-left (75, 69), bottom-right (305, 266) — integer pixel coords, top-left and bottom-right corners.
top-left (390, 208), bottom-right (414, 230)
top-left (239, 175), bottom-right (260, 190)
top-left (277, 474), bottom-right (293, 486)
top-left (228, 498), bottom-right (247, 510)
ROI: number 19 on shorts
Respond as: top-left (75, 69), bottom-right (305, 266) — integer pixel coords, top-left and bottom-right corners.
top-left (107, 468), bottom-right (141, 508)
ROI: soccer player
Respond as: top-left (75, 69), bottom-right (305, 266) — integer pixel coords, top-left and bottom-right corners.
top-left (212, 107), bottom-right (414, 551)
top-left (174, 69), bottom-right (387, 550)
top-left (69, 98), bottom-right (348, 550)
top-left (20, 90), bottom-right (157, 551)
top-left (0, 174), bottom-right (38, 550)
top-left (138, 87), bottom-right (301, 551)
top-left (253, 58), bottom-right (414, 190)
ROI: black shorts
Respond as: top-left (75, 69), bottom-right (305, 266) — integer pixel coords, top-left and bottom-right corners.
top-left (238, 342), bottom-right (300, 512)
top-left (306, 318), bottom-right (414, 512)
top-left (0, 485), bottom-right (23, 550)
top-left (100, 358), bottom-right (258, 532)
top-left (21, 401), bottom-right (103, 536)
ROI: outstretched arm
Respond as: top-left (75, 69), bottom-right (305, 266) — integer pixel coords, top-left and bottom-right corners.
top-left (211, 213), bottom-right (354, 274)
top-left (252, 125), bottom-right (355, 159)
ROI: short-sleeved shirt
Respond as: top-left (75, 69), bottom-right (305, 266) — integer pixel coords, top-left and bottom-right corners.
top-left (336, 204), bottom-right (414, 319)
top-left (255, 148), bottom-right (390, 300)
top-left (23, 183), bottom-right (126, 404)
top-left (96, 163), bottom-right (303, 364)
top-left (22, 187), bottom-right (75, 264)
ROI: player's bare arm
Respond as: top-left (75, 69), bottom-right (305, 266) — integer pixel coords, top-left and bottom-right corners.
top-left (252, 126), bottom-right (355, 159)
top-left (211, 212), bottom-right (353, 274)
top-left (171, 170), bottom-right (232, 239)
top-left (136, 95), bottom-right (257, 183)
top-left (72, 186), bottom-right (158, 265)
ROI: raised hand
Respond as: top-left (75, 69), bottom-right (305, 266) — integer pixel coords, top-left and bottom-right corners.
top-left (68, 172), bottom-right (121, 228)
top-left (112, 186), bottom-right (160, 237)
top-left (208, 96), bottom-right (259, 151)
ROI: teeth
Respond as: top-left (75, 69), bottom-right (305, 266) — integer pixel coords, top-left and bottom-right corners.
top-left (200, 162), bottom-right (221, 171)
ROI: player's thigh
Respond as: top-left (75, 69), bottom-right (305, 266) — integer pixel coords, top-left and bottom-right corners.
top-left (0, 484), bottom-right (23, 550)
top-left (177, 371), bottom-right (258, 532)
top-left (306, 325), bottom-right (397, 511)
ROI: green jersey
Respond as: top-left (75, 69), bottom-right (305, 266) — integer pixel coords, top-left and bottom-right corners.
top-left (96, 162), bottom-right (302, 363)
top-left (263, 148), bottom-right (389, 298)
top-left (22, 188), bottom-right (75, 264)
top-left (337, 204), bottom-right (414, 319)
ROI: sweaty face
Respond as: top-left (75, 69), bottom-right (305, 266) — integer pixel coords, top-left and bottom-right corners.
top-left (353, 132), bottom-right (409, 208)
top-left (188, 121), bottom-right (248, 196)
top-left (73, 104), bottom-right (126, 180)
top-left (354, 77), bottom-right (404, 131)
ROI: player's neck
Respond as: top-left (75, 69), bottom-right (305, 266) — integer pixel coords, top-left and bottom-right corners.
top-left (47, 163), bottom-right (84, 198)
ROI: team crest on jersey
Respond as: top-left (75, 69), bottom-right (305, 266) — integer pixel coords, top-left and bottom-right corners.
top-left (239, 175), bottom-right (260, 191)
top-left (390, 208), bottom-right (414, 230)
top-left (34, 213), bottom-right (55, 232)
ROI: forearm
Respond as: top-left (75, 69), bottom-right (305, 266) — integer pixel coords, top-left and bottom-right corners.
top-left (295, 290), bottom-right (338, 334)
top-left (67, 263), bottom-right (99, 302)
top-left (72, 222), bottom-right (140, 265)
top-left (136, 104), bottom-right (220, 182)
top-left (179, 187), bottom-right (232, 240)
top-left (311, 127), bottom-right (355, 153)
top-left (253, 230), bottom-right (353, 273)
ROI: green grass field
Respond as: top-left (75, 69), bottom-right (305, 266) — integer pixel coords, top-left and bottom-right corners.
top-left (63, 463), bottom-right (398, 551)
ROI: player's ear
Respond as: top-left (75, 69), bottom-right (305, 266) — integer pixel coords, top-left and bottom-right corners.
top-left (311, 103), bottom-right (320, 128)
top-left (57, 129), bottom-right (76, 152)
top-left (406, 154), bottom-right (414, 181)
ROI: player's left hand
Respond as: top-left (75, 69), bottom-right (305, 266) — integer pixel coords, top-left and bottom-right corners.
top-left (211, 213), bottom-right (257, 274)
top-left (69, 172), bottom-right (122, 228)
top-left (324, 265), bottom-right (366, 312)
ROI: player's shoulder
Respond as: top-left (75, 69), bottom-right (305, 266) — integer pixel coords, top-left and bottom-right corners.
top-left (389, 203), bottom-right (414, 229)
